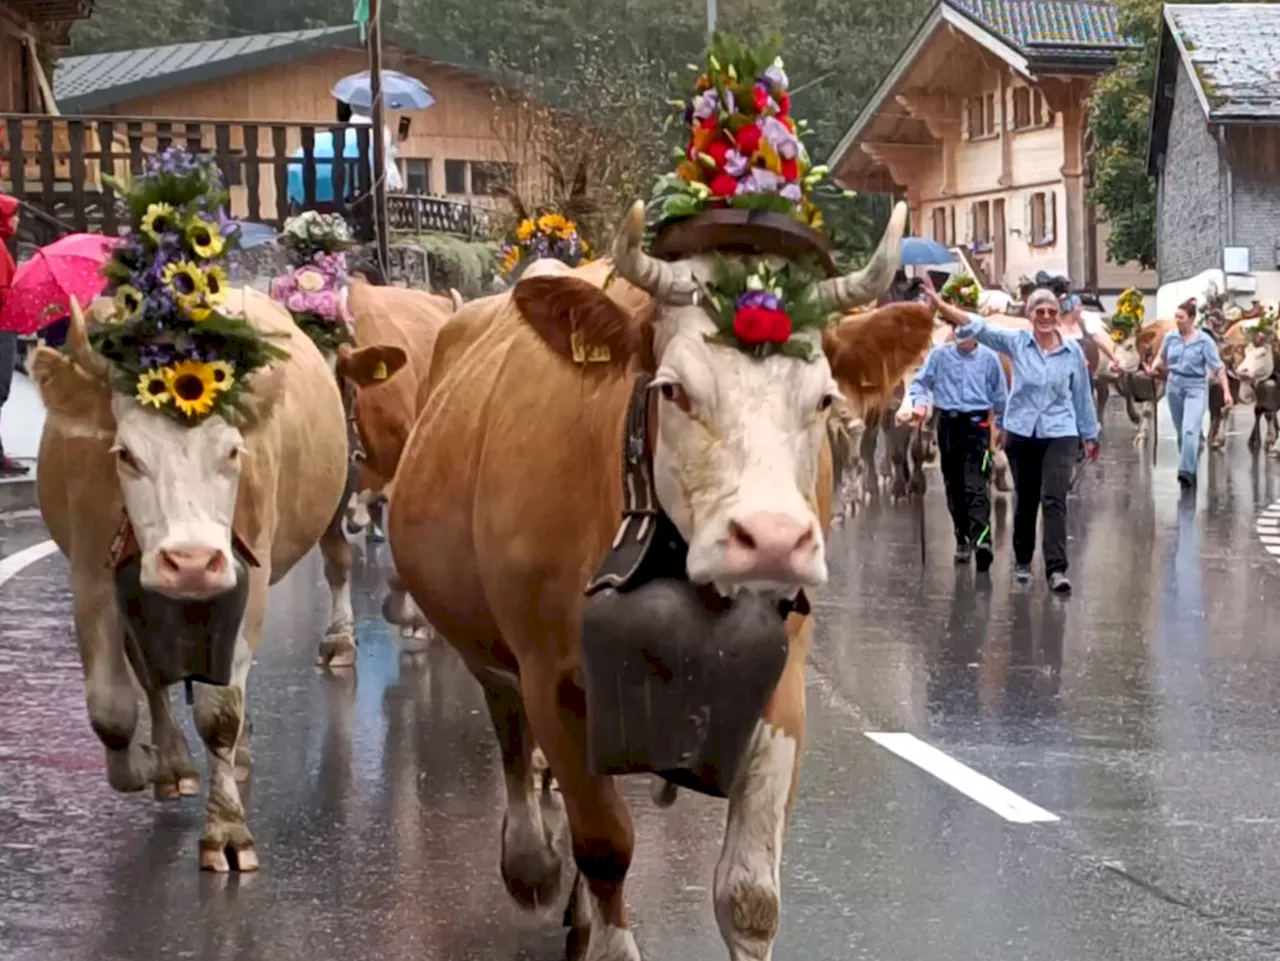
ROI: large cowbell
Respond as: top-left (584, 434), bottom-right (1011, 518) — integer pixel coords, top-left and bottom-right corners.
top-left (114, 553), bottom-right (251, 689)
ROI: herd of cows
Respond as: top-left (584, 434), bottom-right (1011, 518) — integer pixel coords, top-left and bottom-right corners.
top-left (18, 203), bottom-right (1280, 960)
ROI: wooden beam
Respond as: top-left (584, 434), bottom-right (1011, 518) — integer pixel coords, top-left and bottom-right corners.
top-left (860, 141), bottom-right (937, 190)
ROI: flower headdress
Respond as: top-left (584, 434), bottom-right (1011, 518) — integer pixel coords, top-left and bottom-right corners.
top-left (1108, 287), bottom-right (1145, 343)
top-left (499, 211), bottom-right (591, 278)
top-left (648, 35), bottom-right (825, 231)
top-left (270, 211), bottom-right (357, 354)
top-left (940, 274), bottom-right (979, 311)
top-left (1253, 305), bottom-right (1279, 347)
top-left (92, 146), bottom-right (288, 424)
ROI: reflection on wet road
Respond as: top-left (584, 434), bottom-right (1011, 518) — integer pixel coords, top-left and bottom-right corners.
top-left (5, 405), bottom-right (1280, 960)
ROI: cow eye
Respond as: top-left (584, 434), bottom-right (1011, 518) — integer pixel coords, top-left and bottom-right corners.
top-left (655, 380), bottom-right (692, 414)
top-left (817, 388), bottom-right (842, 413)
top-left (112, 446), bottom-right (139, 472)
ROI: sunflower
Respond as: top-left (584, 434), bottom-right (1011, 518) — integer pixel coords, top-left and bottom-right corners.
top-left (203, 265), bottom-right (229, 308)
top-left (135, 368), bottom-right (172, 409)
top-left (161, 261), bottom-right (208, 316)
top-left (114, 285), bottom-right (144, 321)
top-left (186, 216), bottom-right (224, 259)
top-left (206, 359), bottom-right (236, 392)
top-left (165, 360), bottom-right (220, 418)
top-left (537, 213), bottom-right (570, 237)
top-left (516, 219), bottom-right (536, 242)
top-left (500, 247), bottom-right (520, 275)
top-left (141, 203), bottom-right (178, 244)
top-left (1110, 328), bottom-right (1125, 344)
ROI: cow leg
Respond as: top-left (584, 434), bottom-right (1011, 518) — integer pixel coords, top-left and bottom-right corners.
top-left (483, 676), bottom-right (567, 911)
top-left (523, 675), bottom-right (640, 961)
top-left (70, 579), bottom-right (154, 792)
top-left (1124, 393), bottom-right (1141, 428)
top-left (1095, 380), bottom-right (1110, 419)
top-left (1250, 409), bottom-right (1263, 452)
top-left (1268, 411), bottom-right (1279, 451)
top-left (316, 528), bottom-right (358, 668)
top-left (383, 569), bottom-right (436, 652)
top-left (193, 580), bottom-right (266, 873)
top-left (714, 620), bottom-right (810, 961)
top-left (148, 686), bottom-right (199, 799)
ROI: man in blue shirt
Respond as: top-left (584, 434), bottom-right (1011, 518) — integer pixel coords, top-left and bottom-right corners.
top-left (901, 329), bottom-right (1008, 572)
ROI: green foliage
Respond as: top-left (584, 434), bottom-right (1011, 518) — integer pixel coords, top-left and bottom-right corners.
top-left (399, 231), bottom-right (500, 297)
top-left (699, 256), bottom-right (831, 362)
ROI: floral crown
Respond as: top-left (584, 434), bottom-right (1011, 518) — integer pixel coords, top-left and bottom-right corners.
top-left (940, 274), bottom-right (979, 310)
top-left (1108, 287), bottom-right (1145, 342)
top-left (1253, 305), bottom-right (1278, 347)
top-left (500, 212), bottom-right (590, 278)
top-left (647, 35), bottom-right (825, 231)
top-left (270, 211), bottom-right (356, 354)
top-left (93, 146), bottom-right (288, 424)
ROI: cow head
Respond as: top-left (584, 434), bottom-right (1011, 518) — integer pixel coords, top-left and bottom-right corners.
top-left (1237, 337), bottom-right (1276, 386)
top-left (30, 296), bottom-right (287, 600)
top-left (515, 200), bottom-right (930, 604)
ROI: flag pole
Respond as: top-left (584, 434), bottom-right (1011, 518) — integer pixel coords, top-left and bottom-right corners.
top-left (368, 0), bottom-right (390, 273)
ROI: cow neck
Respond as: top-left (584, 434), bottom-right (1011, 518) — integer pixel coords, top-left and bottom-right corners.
top-left (584, 373), bottom-right (808, 620)
top-left (106, 513), bottom-right (261, 572)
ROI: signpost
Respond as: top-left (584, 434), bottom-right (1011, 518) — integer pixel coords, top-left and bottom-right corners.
top-left (368, 0), bottom-right (390, 272)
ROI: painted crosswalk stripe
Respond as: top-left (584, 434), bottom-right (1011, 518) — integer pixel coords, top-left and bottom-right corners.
top-left (0, 540), bottom-right (59, 590)
top-left (865, 732), bottom-right (1060, 824)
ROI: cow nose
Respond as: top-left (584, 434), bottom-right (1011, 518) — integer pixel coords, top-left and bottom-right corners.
top-left (155, 546), bottom-right (230, 597)
top-left (723, 513), bottom-right (819, 584)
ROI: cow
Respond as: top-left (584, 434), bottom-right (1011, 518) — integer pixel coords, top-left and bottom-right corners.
top-left (29, 286), bottom-right (348, 872)
top-left (1232, 325), bottom-right (1280, 454)
top-left (383, 200), bottom-right (933, 960)
top-left (1204, 315), bottom-right (1256, 449)
top-left (313, 279), bottom-right (458, 665)
top-left (1112, 319), bottom-right (1176, 446)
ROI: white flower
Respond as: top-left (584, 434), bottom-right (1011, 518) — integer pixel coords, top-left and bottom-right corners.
top-left (295, 266), bottom-right (327, 292)
top-left (746, 274), bottom-right (765, 291)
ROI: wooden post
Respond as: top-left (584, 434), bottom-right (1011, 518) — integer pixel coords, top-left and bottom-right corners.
top-left (369, 0), bottom-right (390, 270)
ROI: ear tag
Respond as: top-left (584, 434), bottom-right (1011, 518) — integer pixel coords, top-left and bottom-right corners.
top-left (372, 361), bottom-right (389, 381)
top-left (571, 330), bottom-right (611, 364)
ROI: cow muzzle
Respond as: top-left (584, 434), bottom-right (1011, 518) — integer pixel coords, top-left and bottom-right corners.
top-left (144, 543), bottom-right (236, 599)
top-left (714, 512), bottom-right (824, 594)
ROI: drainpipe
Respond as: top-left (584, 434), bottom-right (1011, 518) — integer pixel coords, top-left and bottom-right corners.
top-left (1218, 125), bottom-right (1234, 254)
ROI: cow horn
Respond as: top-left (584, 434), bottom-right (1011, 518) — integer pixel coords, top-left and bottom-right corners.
top-left (67, 295), bottom-right (110, 380)
top-left (610, 200), bottom-right (699, 304)
top-left (818, 201), bottom-right (908, 311)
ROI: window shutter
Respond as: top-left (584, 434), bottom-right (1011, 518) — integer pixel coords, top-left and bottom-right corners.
top-left (966, 204), bottom-right (975, 244)
top-left (1024, 194), bottom-right (1033, 242)
top-left (1047, 192), bottom-right (1057, 245)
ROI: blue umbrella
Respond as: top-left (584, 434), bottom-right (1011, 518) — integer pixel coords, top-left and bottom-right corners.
top-left (900, 237), bottom-right (956, 267)
top-left (231, 220), bottom-right (279, 249)
top-left (332, 70), bottom-right (436, 111)
top-left (286, 129), bottom-right (368, 204)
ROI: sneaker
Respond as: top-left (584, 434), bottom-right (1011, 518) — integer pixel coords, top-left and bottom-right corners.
top-left (975, 544), bottom-right (993, 573)
top-left (1014, 563), bottom-right (1032, 583)
top-left (954, 543), bottom-right (972, 564)
top-left (1049, 571), bottom-right (1072, 594)
top-left (1177, 471), bottom-right (1196, 490)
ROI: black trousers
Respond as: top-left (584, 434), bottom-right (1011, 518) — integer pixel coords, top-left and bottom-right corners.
top-left (1005, 434), bottom-right (1077, 575)
top-left (937, 409), bottom-right (991, 547)
top-left (0, 331), bottom-right (14, 459)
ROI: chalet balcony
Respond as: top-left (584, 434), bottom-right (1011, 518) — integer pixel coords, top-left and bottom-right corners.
top-left (0, 113), bottom-right (493, 245)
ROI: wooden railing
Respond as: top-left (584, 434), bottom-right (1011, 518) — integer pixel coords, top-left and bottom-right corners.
top-left (0, 113), bottom-right (377, 243)
top-left (386, 193), bottom-right (493, 239)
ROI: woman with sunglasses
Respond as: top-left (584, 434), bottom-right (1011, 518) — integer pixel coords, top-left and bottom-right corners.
top-left (928, 287), bottom-right (1099, 594)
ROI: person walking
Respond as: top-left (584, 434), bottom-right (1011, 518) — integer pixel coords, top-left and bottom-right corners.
top-left (899, 327), bottom-right (1007, 572)
top-left (928, 288), bottom-right (1099, 594)
top-left (0, 193), bottom-right (28, 477)
top-left (1149, 299), bottom-right (1231, 490)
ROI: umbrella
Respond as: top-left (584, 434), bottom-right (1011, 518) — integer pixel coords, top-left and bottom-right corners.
top-left (332, 70), bottom-right (436, 111)
top-left (231, 220), bottom-right (279, 249)
top-left (900, 237), bottom-right (956, 267)
top-left (0, 232), bottom-right (122, 335)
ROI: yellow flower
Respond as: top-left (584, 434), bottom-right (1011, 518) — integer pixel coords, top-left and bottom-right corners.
top-left (1111, 329), bottom-right (1125, 344)
top-left (516, 219), bottom-right (536, 242)
top-left (203, 265), bottom-right (229, 307)
top-left (114, 285), bottom-right (144, 321)
top-left (537, 213), bottom-right (570, 237)
top-left (165, 360), bottom-right (220, 418)
top-left (162, 261), bottom-right (211, 319)
top-left (501, 247), bottom-right (520, 276)
top-left (141, 203), bottom-right (178, 243)
top-left (185, 217), bottom-right (224, 259)
top-left (206, 359), bottom-right (235, 392)
top-left (135, 368), bottom-right (172, 409)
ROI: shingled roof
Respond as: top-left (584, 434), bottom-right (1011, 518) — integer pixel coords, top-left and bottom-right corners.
top-left (53, 25), bottom-right (492, 113)
top-left (1160, 3), bottom-right (1280, 120)
top-left (951, 0), bottom-right (1128, 48)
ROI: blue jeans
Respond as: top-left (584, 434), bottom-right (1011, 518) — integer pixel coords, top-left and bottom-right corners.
top-left (1167, 379), bottom-right (1206, 477)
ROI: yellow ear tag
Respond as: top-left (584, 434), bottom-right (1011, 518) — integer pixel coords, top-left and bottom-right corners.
top-left (570, 330), bottom-right (611, 365)
top-left (372, 360), bottom-right (389, 381)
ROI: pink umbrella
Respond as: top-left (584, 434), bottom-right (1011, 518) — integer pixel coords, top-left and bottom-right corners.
top-left (0, 232), bottom-right (123, 335)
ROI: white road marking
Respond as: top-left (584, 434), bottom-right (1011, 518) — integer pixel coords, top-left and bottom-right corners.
top-left (0, 540), bottom-right (60, 590)
top-left (865, 732), bottom-right (1060, 824)
top-left (1258, 500), bottom-right (1280, 562)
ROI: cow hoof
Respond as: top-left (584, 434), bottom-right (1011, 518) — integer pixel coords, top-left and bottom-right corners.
top-left (234, 745), bottom-right (252, 783)
top-left (106, 743), bottom-right (155, 794)
top-left (154, 774), bottom-right (200, 800)
top-left (499, 812), bottom-right (565, 911)
top-left (316, 631), bottom-right (358, 668)
top-left (398, 626), bottom-right (434, 653)
top-left (200, 838), bottom-right (259, 873)
top-left (651, 776), bottom-right (679, 808)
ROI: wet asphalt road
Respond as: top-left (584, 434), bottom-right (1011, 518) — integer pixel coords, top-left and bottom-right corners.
top-left (5, 403), bottom-right (1280, 961)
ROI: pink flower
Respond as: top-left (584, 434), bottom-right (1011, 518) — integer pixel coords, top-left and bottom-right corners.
top-left (295, 266), bottom-right (327, 293)
top-left (286, 291), bottom-right (307, 313)
top-left (270, 275), bottom-right (295, 300)
top-left (312, 289), bottom-right (339, 319)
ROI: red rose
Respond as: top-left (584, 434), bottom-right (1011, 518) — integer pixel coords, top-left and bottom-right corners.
top-left (735, 123), bottom-right (763, 156)
top-left (780, 157), bottom-right (799, 182)
top-left (700, 116), bottom-right (718, 131)
top-left (753, 84), bottom-right (769, 113)
top-left (777, 92), bottom-right (791, 116)
top-left (733, 305), bottom-right (773, 344)
top-left (706, 139), bottom-right (730, 169)
top-left (710, 173), bottom-right (739, 198)
top-left (763, 308), bottom-right (793, 343)
top-left (783, 116), bottom-right (796, 133)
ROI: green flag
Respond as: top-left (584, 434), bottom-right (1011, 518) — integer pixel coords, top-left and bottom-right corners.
top-left (353, 0), bottom-right (369, 41)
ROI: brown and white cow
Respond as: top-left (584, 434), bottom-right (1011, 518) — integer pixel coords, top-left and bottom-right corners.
top-left (30, 287), bottom-right (348, 872)
top-left (1112, 318), bottom-right (1176, 445)
top-left (1231, 324), bottom-right (1280, 453)
top-left (385, 201), bottom-right (933, 959)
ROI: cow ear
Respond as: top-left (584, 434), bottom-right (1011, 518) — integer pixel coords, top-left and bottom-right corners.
top-left (29, 346), bottom-right (116, 433)
top-left (514, 275), bottom-right (648, 372)
top-left (823, 303), bottom-right (937, 408)
top-left (336, 344), bottom-right (408, 387)
top-left (238, 363), bottom-right (289, 427)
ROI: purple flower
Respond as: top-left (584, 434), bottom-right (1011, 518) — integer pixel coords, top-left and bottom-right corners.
top-left (287, 291), bottom-right (307, 313)
top-left (735, 177), bottom-right (760, 196)
top-left (762, 292), bottom-right (781, 311)
top-left (692, 89), bottom-right (720, 121)
top-left (749, 168), bottom-right (784, 193)
top-left (761, 117), bottom-right (798, 159)
top-left (764, 63), bottom-right (788, 91)
top-left (780, 183), bottom-right (803, 203)
top-left (724, 150), bottom-right (749, 177)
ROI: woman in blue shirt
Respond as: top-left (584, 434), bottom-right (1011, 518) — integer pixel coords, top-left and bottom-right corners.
top-left (1150, 299), bottom-right (1232, 490)
top-left (929, 288), bottom-right (1099, 595)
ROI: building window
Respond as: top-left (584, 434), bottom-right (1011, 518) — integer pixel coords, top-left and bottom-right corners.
top-left (1027, 190), bottom-right (1056, 246)
top-left (969, 200), bottom-right (992, 247)
top-left (444, 159), bottom-right (468, 194)
top-left (471, 161), bottom-right (517, 196)
top-left (404, 158), bottom-right (431, 194)
top-left (931, 207), bottom-right (948, 244)
top-left (965, 92), bottom-right (998, 138)
top-left (1012, 87), bottom-right (1048, 130)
